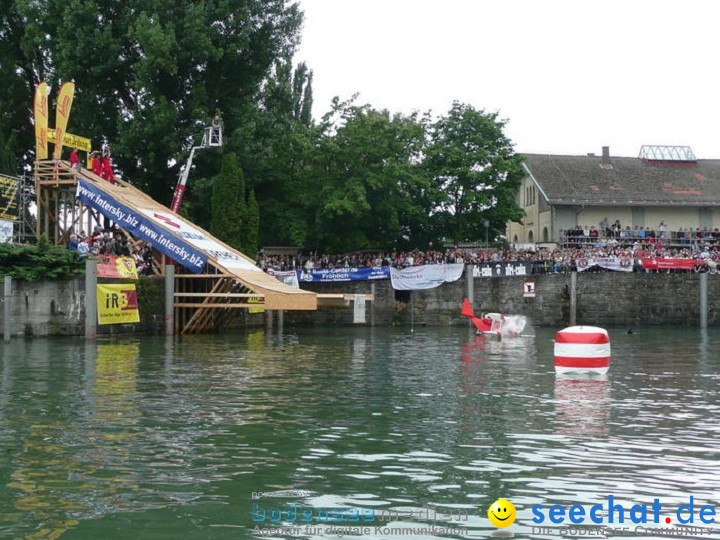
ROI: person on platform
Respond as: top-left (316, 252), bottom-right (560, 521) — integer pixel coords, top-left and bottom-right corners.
top-left (101, 153), bottom-right (115, 184)
top-left (91, 151), bottom-right (102, 177)
top-left (69, 149), bottom-right (79, 170)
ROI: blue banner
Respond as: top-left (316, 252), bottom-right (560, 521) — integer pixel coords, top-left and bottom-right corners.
top-left (297, 267), bottom-right (390, 283)
top-left (76, 180), bottom-right (207, 273)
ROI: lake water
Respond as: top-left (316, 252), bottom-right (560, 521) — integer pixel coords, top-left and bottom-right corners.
top-left (0, 326), bottom-right (718, 539)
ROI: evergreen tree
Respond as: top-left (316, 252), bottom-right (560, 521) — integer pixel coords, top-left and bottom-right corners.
top-left (0, 133), bottom-right (18, 176)
top-left (210, 154), bottom-right (245, 251)
top-left (244, 189), bottom-right (259, 257)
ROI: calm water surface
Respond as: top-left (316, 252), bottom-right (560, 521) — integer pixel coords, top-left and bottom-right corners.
top-left (0, 327), bottom-right (718, 539)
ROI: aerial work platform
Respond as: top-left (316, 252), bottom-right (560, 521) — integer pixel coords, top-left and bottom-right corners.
top-left (35, 160), bottom-right (317, 333)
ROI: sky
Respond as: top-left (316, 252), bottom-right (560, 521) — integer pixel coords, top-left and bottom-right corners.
top-left (295, 0), bottom-right (720, 159)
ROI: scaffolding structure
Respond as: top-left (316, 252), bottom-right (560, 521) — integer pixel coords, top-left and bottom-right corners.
top-left (34, 159), bottom-right (317, 334)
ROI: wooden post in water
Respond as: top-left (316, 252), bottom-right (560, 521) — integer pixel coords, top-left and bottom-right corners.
top-left (700, 272), bottom-right (708, 329)
top-left (85, 258), bottom-right (97, 340)
top-left (164, 264), bottom-right (174, 336)
top-left (465, 264), bottom-right (474, 328)
top-left (370, 282), bottom-right (376, 327)
top-left (569, 271), bottom-right (577, 326)
top-left (3, 276), bottom-right (11, 342)
top-left (266, 309), bottom-right (274, 331)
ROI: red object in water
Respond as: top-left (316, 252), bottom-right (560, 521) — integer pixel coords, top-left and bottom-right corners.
top-left (471, 316), bottom-right (492, 333)
top-left (460, 298), bottom-right (492, 333)
top-left (461, 298), bottom-right (475, 318)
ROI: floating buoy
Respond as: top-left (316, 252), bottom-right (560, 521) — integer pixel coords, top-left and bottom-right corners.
top-left (554, 326), bottom-right (610, 375)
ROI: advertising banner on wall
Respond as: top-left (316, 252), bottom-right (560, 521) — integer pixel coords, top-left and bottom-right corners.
top-left (472, 261), bottom-right (532, 278)
top-left (97, 283), bottom-right (140, 325)
top-left (96, 256), bottom-right (139, 279)
top-left (575, 257), bottom-right (633, 272)
top-left (390, 263), bottom-right (464, 290)
top-left (298, 266), bottom-right (390, 283)
top-left (640, 258), bottom-right (697, 271)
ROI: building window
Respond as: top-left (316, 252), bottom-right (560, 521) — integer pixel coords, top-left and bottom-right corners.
top-left (543, 227), bottom-right (548, 242)
top-left (513, 234), bottom-right (518, 243)
top-left (525, 185), bottom-right (536, 207)
top-left (528, 230), bottom-right (534, 243)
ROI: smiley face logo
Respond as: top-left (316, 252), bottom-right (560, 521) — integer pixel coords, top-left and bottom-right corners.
top-left (488, 498), bottom-right (516, 528)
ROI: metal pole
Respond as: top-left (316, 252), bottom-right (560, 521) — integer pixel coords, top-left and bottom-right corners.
top-left (370, 282), bottom-right (376, 327)
top-left (85, 258), bottom-right (97, 339)
top-left (266, 309), bottom-right (274, 331)
top-left (3, 276), bottom-right (11, 342)
top-left (410, 293), bottom-right (414, 332)
top-left (466, 264), bottom-right (474, 328)
top-left (700, 272), bottom-right (708, 329)
top-left (569, 271), bottom-right (577, 326)
top-left (278, 309), bottom-right (284, 332)
top-left (165, 264), bottom-right (175, 336)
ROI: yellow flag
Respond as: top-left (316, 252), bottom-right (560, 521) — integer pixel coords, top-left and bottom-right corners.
top-left (53, 82), bottom-right (75, 160)
top-left (33, 82), bottom-right (49, 160)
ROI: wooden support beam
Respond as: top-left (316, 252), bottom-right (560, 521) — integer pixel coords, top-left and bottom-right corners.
top-left (174, 292), bottom-right (265, 298)
top-left (175, 303), bottom-right (261, 309)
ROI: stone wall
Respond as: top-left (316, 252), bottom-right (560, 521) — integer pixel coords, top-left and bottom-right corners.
top-left (1, 272), bottom-right (717, 336)
top-left (0, 276), bottom-right (166, 337)
top-left (284, 272), bottom-right (719, 328)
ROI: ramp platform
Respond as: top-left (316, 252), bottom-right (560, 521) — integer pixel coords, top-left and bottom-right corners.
top-left (36, 160), bottom-right (317, 333)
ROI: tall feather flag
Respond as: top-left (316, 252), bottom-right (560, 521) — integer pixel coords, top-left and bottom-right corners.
top-left (33, 82), bottom-right (49, 160)
top-left (53, 82), bottom-right (75, 160)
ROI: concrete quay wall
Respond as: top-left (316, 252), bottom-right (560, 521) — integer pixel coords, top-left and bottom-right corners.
top-left (0, 273), bottom-right (716, 337)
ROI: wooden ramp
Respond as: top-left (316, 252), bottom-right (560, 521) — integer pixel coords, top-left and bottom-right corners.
top-left (36, 160), bottom-right (317, 334)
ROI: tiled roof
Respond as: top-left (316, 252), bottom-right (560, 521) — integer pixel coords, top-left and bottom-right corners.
top-left (523, 153), bottom-right (720, 206)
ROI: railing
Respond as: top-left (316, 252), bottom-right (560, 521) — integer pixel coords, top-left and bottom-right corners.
top-left (560, 229), bottom-right (720, 249)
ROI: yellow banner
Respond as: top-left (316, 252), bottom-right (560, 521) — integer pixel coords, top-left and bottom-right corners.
top-left (47, 130), bottom-right (92, 152)
top-left (97, 284), bottom-right (140, 325)
top-left (53, 82), bottom-right (75, 160)
top-left (34, 82), bottom-right (49, 160)
top-left (247, 296), bottom-right (265, 314)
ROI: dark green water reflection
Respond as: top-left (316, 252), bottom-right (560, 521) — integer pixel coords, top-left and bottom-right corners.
top-left (0, 327), bottom-right (718, 539)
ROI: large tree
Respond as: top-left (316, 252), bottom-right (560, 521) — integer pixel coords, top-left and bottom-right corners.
top-left (211, 153), bottom-right (245, 251)
top-left (232, 58), bottom-right (316, 247)
top-left (0, 0), bottom-right (303, 201)
top-left (309, 100), bottom-right (430, 252)
top-left (425, 102), bottom-right (525, 244)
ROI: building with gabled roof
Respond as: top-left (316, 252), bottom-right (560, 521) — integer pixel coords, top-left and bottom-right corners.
top-left (507, 145), bottom-right (720, 245)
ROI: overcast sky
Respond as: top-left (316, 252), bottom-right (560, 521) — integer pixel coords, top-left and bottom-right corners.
top-left (295, 0), bottom-right (720, 159)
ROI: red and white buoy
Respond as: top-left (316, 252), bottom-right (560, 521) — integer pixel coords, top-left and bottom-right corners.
top-left (554, 326), bottom-right (611, 375)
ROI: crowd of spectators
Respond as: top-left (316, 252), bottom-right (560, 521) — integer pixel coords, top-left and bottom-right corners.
top-left (68, 226), bottom-right (157, 275)
top-left (257, 241), bottom-right (720, 275)
top-left (563, 220), bottom-right (720, 249)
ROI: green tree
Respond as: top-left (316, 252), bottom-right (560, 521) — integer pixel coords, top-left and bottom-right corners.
top-left (211, 154), bottom-right (245, 251)
top-left (0, 133), bottom-right (17, 175)
top-left (309, 99), bottom-right (430, 252)
top-left (0, 0), bottom-right (303, 203)
top-left (235, 59), bottom-right (316, 248)
top-left (244, 189), bottom-right (259, 257)
top-left (425, 102), bottom-right (525, 244)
